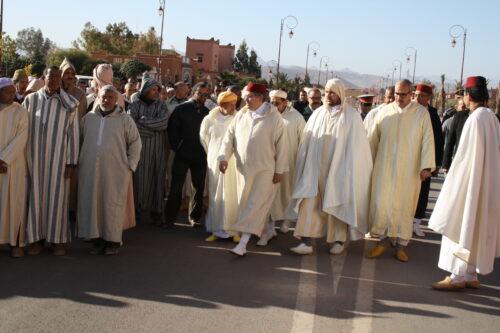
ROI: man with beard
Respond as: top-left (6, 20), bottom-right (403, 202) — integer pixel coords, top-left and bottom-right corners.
top-left (288, 79), bottom-right (372, 255)
top-left (78, 85), bottom-right (141, 255)
top-left (128, 77), bottom-right (169, 224)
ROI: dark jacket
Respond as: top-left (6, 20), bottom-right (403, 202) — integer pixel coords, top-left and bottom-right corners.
top-left (442, 110), bottom-right (469, 169)
top-left (442, 107), bottom-right (456, 124)
top-left (167, 99), bottom-right (209, 161)
top-left (428, 106), bottom-right (444, 168)
top-left (293, 100), bottom-right (308, 114)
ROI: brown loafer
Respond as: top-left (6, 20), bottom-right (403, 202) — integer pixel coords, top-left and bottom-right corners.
top-left (52, 244), bottom-right (67, 256)
top-left (27, 241), bottom-right (44, 255)
top-left (10, 246), bottom-right (25, 258)
top-left (366, 244), bottom-right (386, 259)
top-left (395, 249), bottom-right (409, 262)
top-left (432, 276), bottom-right (466, 291)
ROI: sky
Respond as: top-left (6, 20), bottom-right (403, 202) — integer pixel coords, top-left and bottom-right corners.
top-left (3, 0), bottom-right (500, 84)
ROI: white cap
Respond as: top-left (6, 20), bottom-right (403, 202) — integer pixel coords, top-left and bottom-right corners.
top-left (269, 89), bottom-right (287, 100)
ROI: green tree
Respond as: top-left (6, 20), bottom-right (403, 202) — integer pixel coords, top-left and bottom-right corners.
top-left (74, 22), bottom-right (137, 55)
top-left (134, 27), bottom-right (160, 54)
top-left (120, 59), bottom-right (151, 80)
top-left (233, 40), bottom-right (249, 73)
top-left (0, 33), bottom-right (25, 76)
top-left (248, 49), bottom-right (261, 78)
top-left (16, 28), bottom-right (54, 63)
top-left (46, 49), bottom-right (91, 73)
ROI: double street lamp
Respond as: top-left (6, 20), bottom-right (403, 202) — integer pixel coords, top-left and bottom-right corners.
top-left (449, 24), bottom-right (467, 86)
top-left (276, 15), bottom-right (298, 88)
top-left (405, 47), bottom-right (417, 83)
top-left (317, 56), bottom-right (329, 85)
top-left (157, 0), bottom-right (166, 84)
top-left (393, 60), bottom-right (402, 83)
top-left (305, 41), bottom-right (320, 81)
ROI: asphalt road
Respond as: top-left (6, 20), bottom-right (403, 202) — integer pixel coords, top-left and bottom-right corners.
top-left (1, 177), bottom-right (499, 333)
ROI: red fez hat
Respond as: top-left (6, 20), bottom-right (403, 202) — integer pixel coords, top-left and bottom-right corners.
top-left (415, 83), bottom-right (433, 95)
top-left (358, 94), bottom-right (374, 104)
top-left (246, 82), bottom-right (268, 94)
top-left (464, 76), bottom-right (487, 89)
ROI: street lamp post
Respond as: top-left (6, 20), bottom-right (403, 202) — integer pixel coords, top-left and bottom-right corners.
top-left (157, 0), bottom-right (166, 84)
top-left (449, 24), bottom-right (467, 86)
top-left (305, 41), bottom-right (319, 81)
top-left (277, 15), bottom-right (298, 88)
top-left (405, 47), bottom-right (417, 83)
top-left (393, 60), bottom-right (402, 82)
top-left (267, 60), bottom-right (278, 87)
top-left (0, 0), bottom-right (4, 38)
top-left (317, 56), bottom-right (329, 85)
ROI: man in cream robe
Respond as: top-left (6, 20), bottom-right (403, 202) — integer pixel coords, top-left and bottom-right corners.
top-left (78, 85), bottom-right (141, 255)
top-left (0, 78), bottom-right (28, 258)
top-left (200, 91), bottom-right (239, 242)
top-left (219, 82), bottom-right (288, 256)
top-left (258, 89), bottom-right (305, 246)
top-left (288, 79), bottom-right (373, 255)
top-left (430, 76), bottom-right (500, 291)
top-left (366, 79), bottom-right (435, 262)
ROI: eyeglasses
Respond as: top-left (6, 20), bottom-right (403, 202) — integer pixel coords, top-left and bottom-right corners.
top-left (395, 91), bottom-right (412, 96)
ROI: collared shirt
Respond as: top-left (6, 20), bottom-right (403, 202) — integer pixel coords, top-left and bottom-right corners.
top-left (250, 102), bottom-right (269, 119)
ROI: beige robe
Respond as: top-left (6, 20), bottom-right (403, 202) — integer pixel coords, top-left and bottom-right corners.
top-left (219, 103), bottom-right (288, 236)
top-left (78, 107), bottom-right (142, 242)
top-left (368, 101), bottom-right (435, 241)
top-left (200, 108), bottom-right (238, 233)
top-left (270, 106), bottom-right (305, 221)
top-left (429, 107), bottom-right (500, 275)
top-left (290, 105), bottom-right (373, 242)
top-left (0, 103), bottom-right (28, 246)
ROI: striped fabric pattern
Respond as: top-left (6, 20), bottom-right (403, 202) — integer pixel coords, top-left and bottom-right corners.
top-left (23, 89), bottom-right (79, 244)
top-left (128, 99), bottom-right (169, 215)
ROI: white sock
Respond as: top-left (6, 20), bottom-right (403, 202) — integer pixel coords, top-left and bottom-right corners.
top-left (267, 220), bottom-right (276, 235)
top-left (238, 233), bottom-right (251, 247)
top-left (450, 273), bottom-right (465, 283)
top-left (465, 272), bottom-right (478, 281)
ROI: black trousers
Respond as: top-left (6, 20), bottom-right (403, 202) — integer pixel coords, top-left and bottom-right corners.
top-left (165, 155), bottom-right (207, 223)
top-left (414, 177), bottom-right (431, 219)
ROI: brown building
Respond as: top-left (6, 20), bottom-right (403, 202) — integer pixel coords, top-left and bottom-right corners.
top-left (185, 37), bottom-right (235, 80)
top-left (90, 50), bottom-right (189, 84)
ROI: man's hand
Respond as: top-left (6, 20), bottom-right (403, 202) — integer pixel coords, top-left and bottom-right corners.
top-left (420, 169), bottom-right (432, 181)
top-left (272, 173), bottom-right (283, 184)
top-left (0, 160), bottom-right (7, 174)
top-left (219, 161), bottom-right (228, 174)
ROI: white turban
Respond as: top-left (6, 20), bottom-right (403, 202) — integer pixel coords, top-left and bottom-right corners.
top-left (325, 78), bottom-right (347, 107)
top-left (269, 89), bottom-right (287, 100)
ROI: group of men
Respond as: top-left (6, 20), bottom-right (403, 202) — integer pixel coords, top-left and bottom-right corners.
top-left (0, 60), bottom-right (498, 291)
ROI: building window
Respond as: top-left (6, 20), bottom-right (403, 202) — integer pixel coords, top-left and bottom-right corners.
top-left (196, 53), bottom-right (203, 63)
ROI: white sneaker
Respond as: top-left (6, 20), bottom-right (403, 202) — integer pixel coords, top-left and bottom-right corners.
top-left (413, 221), bottom-right (425, 237)
top-left (230, 243), bottom-right (247, 257)
top-left (290, 243), bottom-right (313, 255)
top-left (256, 230), bottom-right (277, 246)
top-left (330, 242), bottom-right (345, 255)
top-left (279, 220), bottom-right (291, 233)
